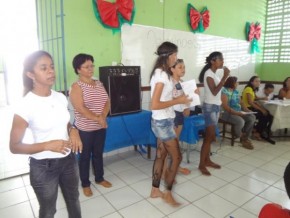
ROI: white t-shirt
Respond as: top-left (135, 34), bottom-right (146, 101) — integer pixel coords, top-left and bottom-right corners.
top-left (150, 68), bottom-right (175, 120)
top-left (256, 88), bottom-right (274, 100)
top-left (172, 79), bottom-right (187, 112)
top-left (203, 69), bottom-right (222, 105)
top-left (13, 90), bottom-right (71, 159)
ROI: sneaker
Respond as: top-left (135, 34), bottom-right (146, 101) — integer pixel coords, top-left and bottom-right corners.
top-left (96, 180), bottom-right (112, 188)
top-left (83, 187), bottom-right (93, 197)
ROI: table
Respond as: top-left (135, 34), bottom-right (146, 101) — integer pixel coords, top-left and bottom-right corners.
top-left (179, 115), bottom-right (205, 163)
top-left (179, 115), bottom-right (221, 163)
top-left (180, 115), bottom-right (205, 143)
top-left (105, 110), bottom-right (157, 158)
top-left (262, 100), bottom-right (290, 132)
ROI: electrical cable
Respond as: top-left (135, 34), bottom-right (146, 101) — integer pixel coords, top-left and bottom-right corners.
top-left (120, 115), bottom-right (154, 161)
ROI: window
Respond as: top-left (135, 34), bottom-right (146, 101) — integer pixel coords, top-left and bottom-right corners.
top-left (0, 0), bottom-right (38, 105)
top-left (263, 0), bottom-right (290, 63)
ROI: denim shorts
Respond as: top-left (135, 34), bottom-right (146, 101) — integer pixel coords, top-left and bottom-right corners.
top-left (174, 111), bottom-right (184, 127)
top-left (202, 103), bottom-right (220, 127)
top-left (151, 118), bottom-right (176, 141)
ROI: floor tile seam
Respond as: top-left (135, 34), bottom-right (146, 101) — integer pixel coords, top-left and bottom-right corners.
top-left (247, 153), bottom-right (278, 163)
top-left (112, 169), bottom-right (151, 188)
top-left (145, 197), bottom-right (186, 217)
top-left (223, 164), bottom-right (256, 176)
top-left (28, 198), bottom-right (37, 218)
top-left (212, 190), bottom-right (256, 209)
top-left (121, 152), bottom-right (154, 166)
top-left (250, 166), bottom-right (283, 179)
top-left (229, 178), bottom-right (270, 196)
top-left (257, 165), bottom-right (285, 177)
top-left (245, 174), bottom-right (281, 186)
top-left (192, 194), bottom-right (237, 218)
top-left (189, 175), bottom-right (230, 193)
top-left (103, 193), bottom-right (145, 213)
top-left (0, 172), bottom-right (29, 184)
top-left (99, 211), bottom-right (122, 218)
top-left (173, 188), bottom-right (210, 205)
top-left (225, 205), bottom-right (257, 218)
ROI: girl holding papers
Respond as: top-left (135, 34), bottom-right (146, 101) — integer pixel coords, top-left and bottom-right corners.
top-left (161, 59), bottom-right (198, 178)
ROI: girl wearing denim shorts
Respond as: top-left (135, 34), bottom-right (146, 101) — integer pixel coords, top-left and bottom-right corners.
top-left (198, 52), bottom-right (230, 176)
top-left (161, 59), bottom-right (196, 177)
top-left (149, 42), bottom-right (192, 206)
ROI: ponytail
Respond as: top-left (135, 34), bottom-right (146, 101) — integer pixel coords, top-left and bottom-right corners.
top-left (198, 51), bottom-right (222, 83)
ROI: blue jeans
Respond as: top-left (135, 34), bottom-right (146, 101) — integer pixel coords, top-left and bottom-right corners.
top-left (30, 152), bottom-right (81, 218)
top-left (78, 129), bottom-right (106, 187)
top-left (221, 111), bottom-right (256, 138)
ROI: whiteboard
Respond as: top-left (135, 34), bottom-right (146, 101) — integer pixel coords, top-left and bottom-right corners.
top-left (121, 24), bottom-right (256, 86)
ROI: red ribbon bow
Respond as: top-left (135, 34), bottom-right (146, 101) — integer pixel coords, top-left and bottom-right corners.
top-left (248, 23), bottom-right (261, 41)
top-left (189, 8), bottom-right (210, 30)
top-left (96, 0), bottom-right (134, 28)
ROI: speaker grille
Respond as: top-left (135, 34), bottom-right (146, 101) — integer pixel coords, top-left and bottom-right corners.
top-left (99, 66), bottom-right (141, 116)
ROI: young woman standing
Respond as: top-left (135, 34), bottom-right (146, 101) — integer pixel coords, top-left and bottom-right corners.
top-left (149, 42), bottom-right (192, 206)
top-left (198, 51), bottom-right (230, 176)
top-left (10, 51), bottom-right (82, 218)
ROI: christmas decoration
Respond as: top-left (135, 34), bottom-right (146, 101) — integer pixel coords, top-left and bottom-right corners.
top-left (246, 22), bottom-right (261, 54)
top-left (187, 3), bottom-right (210, 33)
top-left (92, 0), bottom-right (135, 32)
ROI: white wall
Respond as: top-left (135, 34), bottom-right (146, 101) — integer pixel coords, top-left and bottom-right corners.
top-left (121, 24), bottom-right (256, 86)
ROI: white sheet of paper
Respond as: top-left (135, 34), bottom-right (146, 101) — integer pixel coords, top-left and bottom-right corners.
top-left (241, 111), bottom-right (257, 115)
top-left (180, 79), bottom-right (201, 107)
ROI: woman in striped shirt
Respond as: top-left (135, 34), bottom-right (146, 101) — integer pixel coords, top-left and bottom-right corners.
top-left (70, 53), bottom-right (111, 197)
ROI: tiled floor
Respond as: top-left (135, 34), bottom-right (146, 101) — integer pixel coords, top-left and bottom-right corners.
top-left (0, 137), bottom-right (290, 218)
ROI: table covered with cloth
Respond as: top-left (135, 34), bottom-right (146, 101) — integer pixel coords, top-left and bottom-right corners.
top-left (262, 100), bottom-right (290, 132)
top-left (104, 110), bottom-right (157, 156)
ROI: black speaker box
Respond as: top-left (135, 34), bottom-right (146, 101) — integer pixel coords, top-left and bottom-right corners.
top-left (99, 66), bottom-right (141, 116)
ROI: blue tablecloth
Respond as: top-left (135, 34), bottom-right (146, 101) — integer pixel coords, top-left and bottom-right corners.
top-left (179, 115), bottom-right (205, 144)
top-left (104, 110), bottom-right (157, 152)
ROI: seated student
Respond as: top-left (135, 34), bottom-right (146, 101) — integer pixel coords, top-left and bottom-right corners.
top-left (241, 76), bottom-right (274, 143)
top-left (278, 77), bottom-right (290, 99)
top-left (259, 162), bottom-right (290, 218)
top-left (256, 83), bottom-right (275, 100)
top-left (220, 76), bottom-right (256, 149)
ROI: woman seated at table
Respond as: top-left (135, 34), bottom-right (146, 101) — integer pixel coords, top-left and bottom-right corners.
top-left (220, 76), bottom-right (255, 149)
top-left (278, 77), bottom-right (290, 99)
top-left (241, 76), bottom-right (273, 141)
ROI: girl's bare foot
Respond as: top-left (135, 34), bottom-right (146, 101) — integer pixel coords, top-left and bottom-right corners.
top-left (150, 187), bottom-right (164, 198)
top-left (206, 161), bottom-right (221, 169)
top-left (163, 191), bottom-right (181, 207)
top-left (199, 166), bottom-right (211, 176)
top-left (178, 167), bottom-right (191, 175)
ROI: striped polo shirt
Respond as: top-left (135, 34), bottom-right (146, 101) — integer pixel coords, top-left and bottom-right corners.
top-left (74, 80), bottom-right (109, 131)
